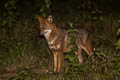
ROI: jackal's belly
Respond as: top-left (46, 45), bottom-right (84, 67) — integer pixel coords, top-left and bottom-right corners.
top-left (46, 35), bottom-right (61, 50)
top-left (63, 35), bottom-right (73, 53)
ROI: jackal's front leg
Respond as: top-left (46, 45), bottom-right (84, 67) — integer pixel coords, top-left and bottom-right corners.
top-left (53, 52), bottom-right (58, 72)
top-left (57, 52), bottom-right (63, 72)
top-left (64, 45), bottom-right (73, 53)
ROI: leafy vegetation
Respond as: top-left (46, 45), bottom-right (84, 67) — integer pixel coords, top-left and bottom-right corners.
top-left (0, 0), bottom-right (120, 80)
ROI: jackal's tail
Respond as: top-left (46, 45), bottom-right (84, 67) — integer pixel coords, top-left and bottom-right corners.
top-left (87, 36), bottom-right (95, 55)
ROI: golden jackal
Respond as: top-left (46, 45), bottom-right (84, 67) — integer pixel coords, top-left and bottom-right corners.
top-left (37, 15), bottom-right (94, 72)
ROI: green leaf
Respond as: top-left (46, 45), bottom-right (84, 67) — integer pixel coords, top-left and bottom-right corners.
top-left (96, 52), bottom-right (106, 57)
top-left (42, 13), bottom-right (46, 18)
top-left (64, 55), bottom-right (75, 62)
top-left (71, 63), bottom-right (80, 67)
top-left (117, 40), bottom-right (120, 47)
top-left (5, 2), bottom-right (9, 8)
top-left (2, 20), bottom-right (7, 26)
top-left (40, 7), bottom-right (45, 12)
top-left (46, 4), bottom-right (50, 8)
top-left (117, 29), bottom-right (120, 35)
top-left (68, 22), bottom-right (73, 28)
top-left (64, 55), bottom-right (71, 59)
top-left (69, 57), bottom-right (75, 62)
top-left (66, 29), bottom-right (79, 33)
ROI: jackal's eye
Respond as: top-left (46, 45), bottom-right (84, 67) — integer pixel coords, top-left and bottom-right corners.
top-left (41, 26), bottom-right (45, 30)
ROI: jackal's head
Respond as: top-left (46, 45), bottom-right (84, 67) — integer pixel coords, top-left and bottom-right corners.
top-left (37, 15), bottom-right (56, 37)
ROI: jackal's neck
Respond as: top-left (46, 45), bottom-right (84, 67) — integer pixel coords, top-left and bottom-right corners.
top-left (52, 26), bottom-right (62, 36)
top-left (44, 29), bottom-right (52, 40)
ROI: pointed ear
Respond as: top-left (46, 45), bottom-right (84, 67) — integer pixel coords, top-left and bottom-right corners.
top-left (37, 16), bottom-right (43, 23)
top-left (47, 15), bottom-right (53, 23)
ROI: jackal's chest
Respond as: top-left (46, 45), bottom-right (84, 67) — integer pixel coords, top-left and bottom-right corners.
top-left (47, 36), bottom-right (62, 50)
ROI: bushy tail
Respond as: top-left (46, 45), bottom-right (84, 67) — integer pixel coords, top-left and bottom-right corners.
top-left (87, 36), bottom-right (94, 55)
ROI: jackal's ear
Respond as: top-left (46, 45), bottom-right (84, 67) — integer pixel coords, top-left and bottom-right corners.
top-left (47, 15), bottom-right (53, 23)
top-left (37, 16), bottom-right (43, 23)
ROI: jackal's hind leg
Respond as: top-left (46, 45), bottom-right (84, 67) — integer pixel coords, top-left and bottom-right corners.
top-left (76, 47), bottom-right (83, 64)
top-left (81, 44), bottom-right (92, 56)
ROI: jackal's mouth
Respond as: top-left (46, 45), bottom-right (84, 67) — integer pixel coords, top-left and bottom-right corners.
top-left (41, 31), bottom-right (47, 35)
top-left (41, 29), bottom-right (52, 35)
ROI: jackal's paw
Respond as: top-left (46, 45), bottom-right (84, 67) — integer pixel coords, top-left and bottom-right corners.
top-left (68, 45), bottom-right (73, 49)
top-left (78, 57), bottom-right (83, 64)
top-left (75, 52), bottom-right (78, 55)
top-left (43, 69), bottom-right (49, 73)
